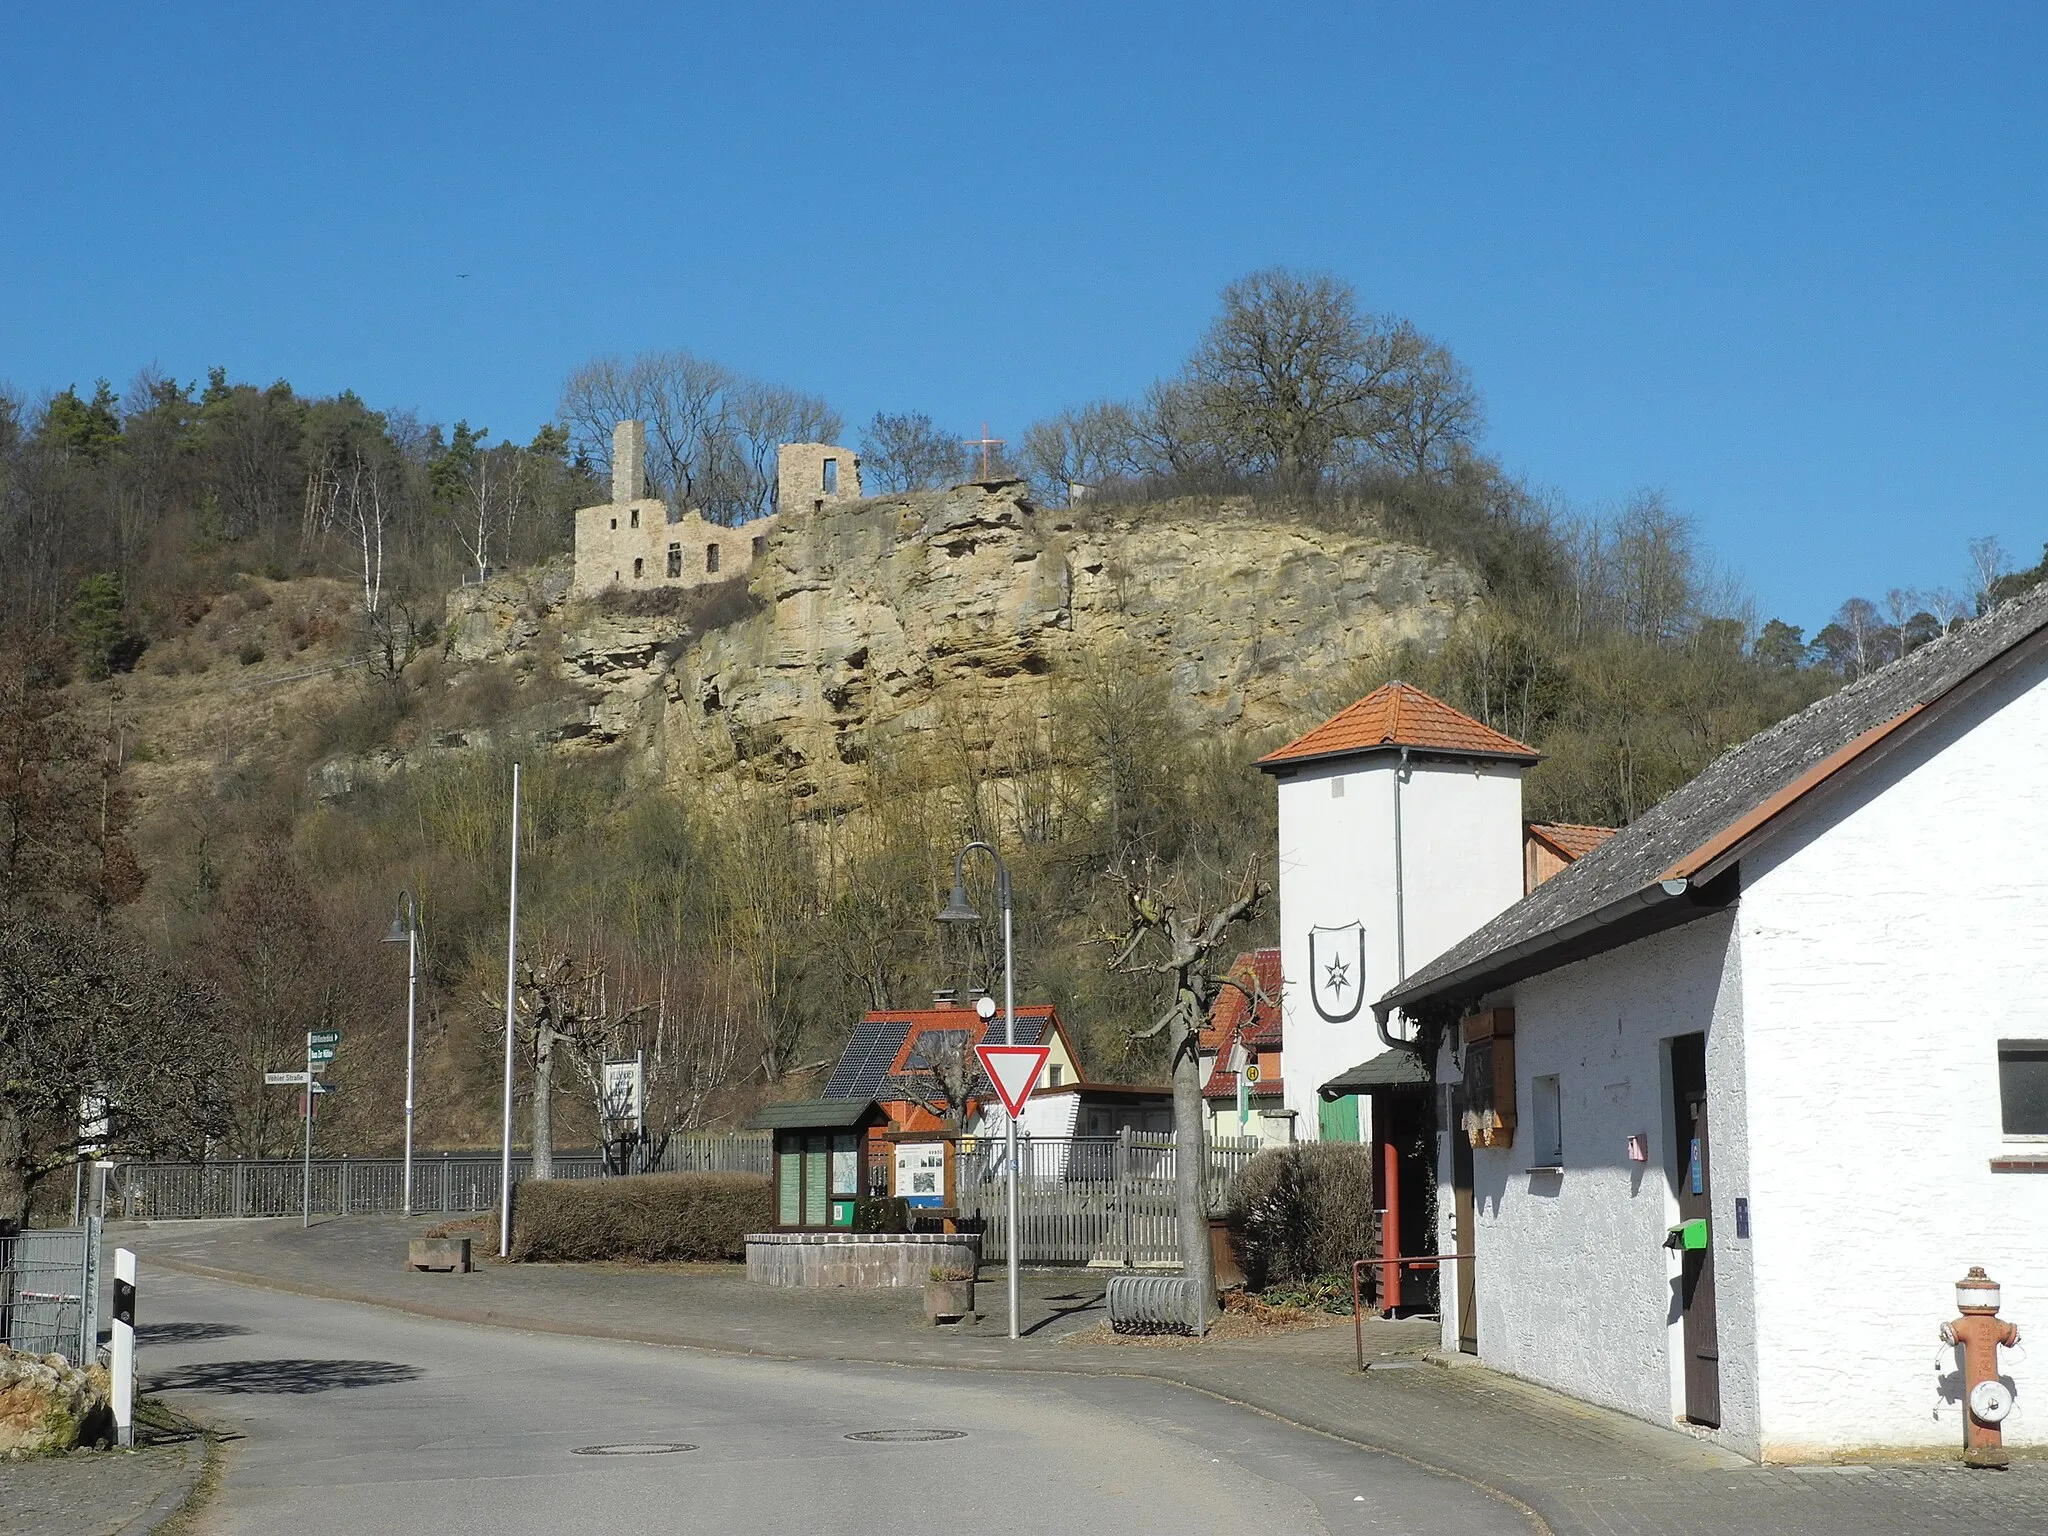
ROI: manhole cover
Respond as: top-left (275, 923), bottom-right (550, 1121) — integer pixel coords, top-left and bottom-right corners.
top-left (571, 1442), bottom-right (697, 1456)
top-left (844, 1429), bottom-right (968, 1443)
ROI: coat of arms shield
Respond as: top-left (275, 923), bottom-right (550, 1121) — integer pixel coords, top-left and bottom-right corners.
top-left (1307, 922), bottom-right (1367, 1022)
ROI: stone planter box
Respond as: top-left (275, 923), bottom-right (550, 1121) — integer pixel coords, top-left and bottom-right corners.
top-left (406, 1237), bottom-right (472, 1273)
top-left (745, 1231), bottom-right (981, 1289)
top-left (925, 1277), bottom-right (977, 1323)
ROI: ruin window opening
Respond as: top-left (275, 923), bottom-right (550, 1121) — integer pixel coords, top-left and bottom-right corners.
top-left (706, 543), bottom-right (720, 574)
top-left (632, 558), bottom-right (644, 580)
top-left (752, 535), bottom-right (766, 558)
top-left (630, 508), bottom-right (639, 528)
top-left (609, 517), bottom-right (617, 530)
top-left (666, 543), bottom-right (682, 578)
top-left (822, 458), bottom-right (838, 494)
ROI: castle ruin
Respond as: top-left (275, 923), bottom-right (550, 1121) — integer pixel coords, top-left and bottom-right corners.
top-left (571, 421), bottom-right (862, 599)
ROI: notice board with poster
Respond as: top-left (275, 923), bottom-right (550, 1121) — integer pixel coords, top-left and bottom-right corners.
top-left (893, 1141), bottom-right (949, 1209)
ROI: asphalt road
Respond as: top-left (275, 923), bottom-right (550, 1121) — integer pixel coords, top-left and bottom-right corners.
top-left (140, 1268), bottom-right (1530, 1536)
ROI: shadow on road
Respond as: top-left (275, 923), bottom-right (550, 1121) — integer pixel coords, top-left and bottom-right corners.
top-left (145, 1358), bottom-right (423, 1395)
top-left (1019, 1286), bottom-right (1107, 1339)
top-left (137, 1321), bottom-right (252, 1344)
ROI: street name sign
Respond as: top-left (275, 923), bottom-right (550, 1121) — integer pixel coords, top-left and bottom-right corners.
top-left (309, 1030), bottom-right (342, 1046)
top-left (265, 1071), bottom-right (312, 1086)
top-left (308, 1046), bottom-right (336, 1064)
top-left (975, 1044), bottom-right (1050, 1118)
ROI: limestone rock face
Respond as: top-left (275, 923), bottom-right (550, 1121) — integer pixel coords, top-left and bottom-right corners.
top-left (653, 483), bottom-right (1477, 811)
top-left (0, 1346), bottom-right (110, 1456)
top-left (439, 485), bottom-right (1477, 814)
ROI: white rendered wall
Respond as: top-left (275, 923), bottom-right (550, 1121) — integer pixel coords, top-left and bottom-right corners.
top-left (1276, 755), bottom-right (1526, 1137)
top-left (1441, 914), bottom-right (1761, 1456)
top-left (1737, 647), bottom-right (2048, 1457)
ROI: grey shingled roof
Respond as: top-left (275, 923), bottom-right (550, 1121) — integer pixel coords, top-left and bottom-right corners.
top-left (1380, 578), bottom-right (2048, 1016)
top-left (1321, 1047), bottom-right (1433, 1098)
top-left (751, 1098), bottom-right (885, 1131)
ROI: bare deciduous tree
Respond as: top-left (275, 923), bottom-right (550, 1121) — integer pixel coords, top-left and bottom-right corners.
top-left (1102, 855), bottom-right (1270, 1328)
top-left (514, 951), bottom-right (649, 1179)
top-left (560, 351), bottom-right (841, 525)
top-left (859, 412), bottom-right (968, 493)
top-left (0, 915), bottom-right (234, 1221)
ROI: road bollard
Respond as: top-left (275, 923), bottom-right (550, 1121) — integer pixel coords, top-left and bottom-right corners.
top-left (112, 1247), bottom-right (136, 1448)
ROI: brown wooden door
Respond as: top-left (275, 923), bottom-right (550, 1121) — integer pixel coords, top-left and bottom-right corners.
top-left (1450, 1088), bottom-right (1478, 1354)
top-left (1670, 1034), bottom-right (1720, 1427)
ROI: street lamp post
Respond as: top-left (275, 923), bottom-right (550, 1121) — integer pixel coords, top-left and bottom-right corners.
top-left (936, 841), bottom-right (1019, 1340)
top-left (383, 893), bottom-right (420, 1216)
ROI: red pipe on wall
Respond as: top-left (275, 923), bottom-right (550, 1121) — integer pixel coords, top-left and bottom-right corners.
top-left (1380, 1135), bottom-right (1401, 1317)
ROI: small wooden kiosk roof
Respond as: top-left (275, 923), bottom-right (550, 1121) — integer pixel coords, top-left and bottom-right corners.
top-left (751, 1099), bottom-right (886, 1132)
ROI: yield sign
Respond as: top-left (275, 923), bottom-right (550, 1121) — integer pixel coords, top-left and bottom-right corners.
top-left (975, 1044), bottom-right (1050, 1118)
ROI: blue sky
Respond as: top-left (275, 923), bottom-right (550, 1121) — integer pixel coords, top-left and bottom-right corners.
top-left (5, 4), bottom-right (2044, 631)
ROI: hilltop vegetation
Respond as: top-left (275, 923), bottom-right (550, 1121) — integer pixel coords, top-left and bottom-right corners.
top-left (3, 268), bottom-right (2033, 1175)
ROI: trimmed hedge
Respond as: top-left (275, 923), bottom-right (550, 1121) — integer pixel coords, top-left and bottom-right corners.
top-left (1226, 1142), bottom-right (1375, 1292)
top-left (508, 1172), bottom-right (772, 1262)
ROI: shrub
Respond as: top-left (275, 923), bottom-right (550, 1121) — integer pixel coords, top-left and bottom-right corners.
top-left (1227, 1142), bottom-right (1375, 1292)
top-left (508, 1172), bottom-right (772, 1262)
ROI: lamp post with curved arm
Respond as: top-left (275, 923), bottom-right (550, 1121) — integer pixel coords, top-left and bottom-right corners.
top-left (382, 892), bottom-right (420, 1216)
top-left (936, 841), bottom-right (1018, 1339)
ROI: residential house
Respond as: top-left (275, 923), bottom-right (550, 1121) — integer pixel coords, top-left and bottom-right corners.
top-left (1199, 948), bottom-right (1294, 1145)
top-left (1376, 581), bottom-right (2048, 1459)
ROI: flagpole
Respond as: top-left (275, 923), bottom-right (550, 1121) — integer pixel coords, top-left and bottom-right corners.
top-left (499, 762), bottom-right (521, 1259)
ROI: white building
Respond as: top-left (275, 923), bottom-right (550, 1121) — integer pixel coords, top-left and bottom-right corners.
top-left (1378, 581), bottom-right (2048, 1460)
top-left (1258, 683), bottom-right (1538, 1144)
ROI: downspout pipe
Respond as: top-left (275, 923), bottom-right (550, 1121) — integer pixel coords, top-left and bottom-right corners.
top-left (1379, 747), bottom-right (1413, 1054)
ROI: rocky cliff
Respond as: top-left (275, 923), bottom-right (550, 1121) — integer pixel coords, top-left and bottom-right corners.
top-left (445, 482), bottom-right (1479, 815)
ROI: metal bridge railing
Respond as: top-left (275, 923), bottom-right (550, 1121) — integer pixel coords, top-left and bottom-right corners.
top-left (105, 1134), bottom-right (773, 1221)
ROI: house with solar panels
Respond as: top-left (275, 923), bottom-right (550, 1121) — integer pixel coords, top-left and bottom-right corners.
top-left (817, 1000), bottom-right (1171, 1184)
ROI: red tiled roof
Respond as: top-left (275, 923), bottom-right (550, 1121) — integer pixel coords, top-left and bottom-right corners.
top-left (882, 1007), bottom-right (1059, 1077)
top-left (1199, 949), bottom-right (1281, 1052)
top-left (1527, 822), bottom-right (1616, 861)
top-left (1257, 682), bottom-right (1539, 770)
top-left (1201, 949), bottom-right (1282, 1099)
top-left (1204, 1072), bottom-right (1284, 1102)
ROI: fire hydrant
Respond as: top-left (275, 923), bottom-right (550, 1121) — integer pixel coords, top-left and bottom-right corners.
top-left (1940, 1266), bottom-right (2020, 1466)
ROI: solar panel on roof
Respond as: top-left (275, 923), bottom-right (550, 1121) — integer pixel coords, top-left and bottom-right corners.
top-left (852, 1021), bottom-right (909, 1099)
top-left (822, 1021), bottom-right (882, 1099)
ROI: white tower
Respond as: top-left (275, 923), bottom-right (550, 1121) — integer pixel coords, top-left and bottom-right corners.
top-left (1258, 683), bottom-right (1536, 1140)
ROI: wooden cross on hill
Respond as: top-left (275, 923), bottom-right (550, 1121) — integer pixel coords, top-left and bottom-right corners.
top-left (963, 422), bottom-right (1005, 480)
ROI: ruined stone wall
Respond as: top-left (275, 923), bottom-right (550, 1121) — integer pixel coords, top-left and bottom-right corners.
top-left (572, 501), bottom-right (780, 598)
top-left (776, 443), bottom-right (862, 516)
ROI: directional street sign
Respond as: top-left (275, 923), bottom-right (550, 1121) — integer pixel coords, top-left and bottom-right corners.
top-left (308, 1030), bottom-right (342, 1047)
top-left (311, 1081), bottom-right (338, 1095)
top-left (264, 1071), bottom-right (312, 1086)
top-left (975, 1044), bottom-right (1050, 1118)
top-left (308, 1046), bottom-right (336, 1064)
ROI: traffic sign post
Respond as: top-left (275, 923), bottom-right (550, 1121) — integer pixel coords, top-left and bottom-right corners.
top-left (975, 1044), bottom-right (1049, 1119)
top-left (303, 1030), bottom-right (340, 1226)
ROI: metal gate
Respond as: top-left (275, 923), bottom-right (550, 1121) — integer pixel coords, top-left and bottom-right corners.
top-left (0, 1219), bottom-right (100, 1367)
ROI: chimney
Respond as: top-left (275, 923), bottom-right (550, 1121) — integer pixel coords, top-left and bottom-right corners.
top-left (612, 420), bottom-right (646, 506)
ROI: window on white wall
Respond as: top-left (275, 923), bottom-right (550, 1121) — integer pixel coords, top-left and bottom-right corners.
top-left (1999, 1041), bottom-right (2048, 1135)
top-left (1531, 1073), bottom-right (1563, 1167)
top-left (1330, 775), bottom-right (1345, 798)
